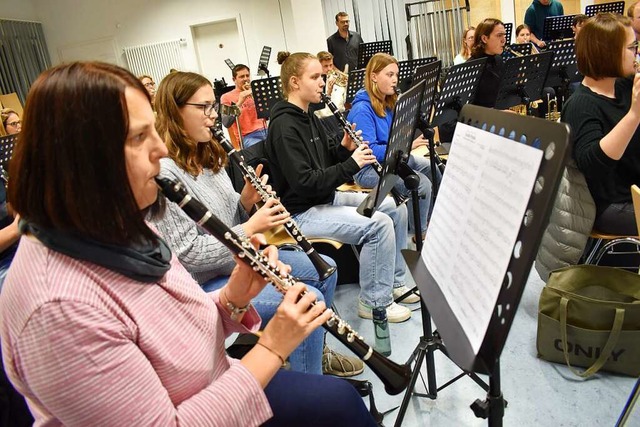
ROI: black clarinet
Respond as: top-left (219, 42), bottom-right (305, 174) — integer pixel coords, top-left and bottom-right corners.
top-left (156, 177), bottom-right (411, 395)
top-left (320, 93), bottom-right (408, 206)
top-left (211, 128), bottom-right (336, 281)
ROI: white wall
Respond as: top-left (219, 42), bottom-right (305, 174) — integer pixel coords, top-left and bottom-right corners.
top-left (0, 0), bottom-right (38, 21)
top-left (29, 0), bottom-right (327, 78)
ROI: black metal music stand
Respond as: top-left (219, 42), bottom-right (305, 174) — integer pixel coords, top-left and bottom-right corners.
top-left (502, 43), bottom-right (532, 60)
top-left (251, 76), bottom-right (283, 120)
top-left (0, 134), bottom-right (17, 176)
top-left (257, 46), bottom-right (272, 78)
top-left (346, 68), bottom-right (366, 105)
top-left (431, 57), bottom-right (487, 129)
top-left (616, 377), bottom-right (640, 427)
top-left (397, 57), bottom-right (438, 92)
top-left (397, 105), bottom-right (571, 427)
top-left (494, 51), bottom-right (554, 113)
top-left (413, 60), bottom-right (442, 118)
top-left (585, 1), bottom-right (625, 16)
top-left (357, 40), bottom-right (393, 70)
top-left (503, 22), bottom-right (513, 45)
top-left (543, 15), bottom-right (576, 42)
top-left (546, 39), bottom-right (581, 107)
top-left (356, 80), bottom-right (425, 220)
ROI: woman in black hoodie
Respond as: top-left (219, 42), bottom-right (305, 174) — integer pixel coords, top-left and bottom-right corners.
top-left (264, 51), bottom-right (413, 323)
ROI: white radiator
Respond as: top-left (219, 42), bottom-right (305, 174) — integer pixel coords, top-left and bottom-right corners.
top-left (123, 39), bottom-right (185, 83)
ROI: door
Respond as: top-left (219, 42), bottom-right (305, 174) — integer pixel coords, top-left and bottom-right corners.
top-left (192, 18), bottom-right (248, 85)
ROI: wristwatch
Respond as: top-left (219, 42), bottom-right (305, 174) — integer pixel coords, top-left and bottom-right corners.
top-left (225, 298), bottom-right (251, 321)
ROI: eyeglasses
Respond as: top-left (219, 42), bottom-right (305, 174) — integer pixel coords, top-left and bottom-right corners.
top-left (184, 102), bottom-right (218, 116)
top-left (6, 120), bottom-right (20, 127)
top-left (627, 41), bottom-right (640, 52)
top-left (143, 81), bottom-right (156, 88)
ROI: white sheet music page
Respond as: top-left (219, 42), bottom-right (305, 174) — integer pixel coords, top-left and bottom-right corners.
top-left (422, 122), bottom-right (543, 354)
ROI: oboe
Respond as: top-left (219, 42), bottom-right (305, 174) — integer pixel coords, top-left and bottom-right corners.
top-left (319, 93), bottom-right (408, 206)
top-left (156, 177), bottom-right (412, 395)
top-left (210, 127), bottom-right (336, 281)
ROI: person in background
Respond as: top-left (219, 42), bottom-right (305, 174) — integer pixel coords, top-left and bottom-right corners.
top-left (453, 26), bottom-right (475, 64)
top-left (0, 60), bottom-right (375, 427)
top-left (572, 14), bottom-right (588, 37)
top-left (627, 1), bottom-right (640, 41)
top-left (524, 0), bottom-right (565, 48)
top-left (327, 11), bottom-right (364, 73)
top-left (138, 74), bottom-right (156, 105)
top-left (562, 13), bottom-right (640, 236)
top-left (470, 18), bottom-right (507, 108)
top-left (0, 108), bottom-right (21, 136)
top-left (220, 64), bottom-right (267, 149)
top-left (514, 24), bottom-right (540, 54)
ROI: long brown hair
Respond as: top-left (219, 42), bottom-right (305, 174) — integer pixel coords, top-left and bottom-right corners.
top-left (9, 61), bottom-right (157, 245)
top-left (459, 27), bottom-right (476, 60)
top-left (472, 18), bottom-right (505, 58)
top-left (364, 53), bottom-right (398, 117)
top-left (155, 71), bottom-right (226, 175)
top-left (576, 13), bottom-right (631, 79)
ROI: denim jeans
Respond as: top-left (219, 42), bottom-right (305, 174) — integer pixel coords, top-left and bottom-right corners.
top-left (355, 154), bottom-right (440, 234)
top-left (201, 249), bottom-right (336, 375)
top-left (292, 191), bottom-right (408, 307)
top-left (241, 128), bottom-right (268, 149)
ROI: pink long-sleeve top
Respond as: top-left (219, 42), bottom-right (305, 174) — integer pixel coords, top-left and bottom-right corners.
top-left (0, 235), bottom-right (273, 426)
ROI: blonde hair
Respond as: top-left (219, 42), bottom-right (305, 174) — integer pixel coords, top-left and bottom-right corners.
top-left (155, 72), bottom-right (227, 175)
top-left (317, 51), bottom-right (334, 62)
top-left (0, 108), bottom-right (19, 136)
top-left (364, 53), bottom-right (398, 117)
top-left (459, 27), bottom-right (476, 60)
top-left (277, 51), bottom-right (316, 99)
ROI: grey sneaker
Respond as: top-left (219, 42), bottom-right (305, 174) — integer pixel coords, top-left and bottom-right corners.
top-left (322, 346), bottom-right (365, 377)
top-left (393, 285), bottom-right (421, 304)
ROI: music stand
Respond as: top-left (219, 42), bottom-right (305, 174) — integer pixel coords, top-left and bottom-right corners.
top-left (346, 68), bottom-right (366, 105)
top-left (397, 57), bottom-right (438, 92)
top-left (0, 134), bottom-right (17, 177)
top-left (251, 76), bottom-right (283, 120)
top-left (502, 43), bottom-right (532, 60)
top-left (431, 57), bottom-right (487, 128)
top-left (413, 60), bottom-right (442, 117)
top-left (357, 40), bottom-right (393, 70)
top-left (545, 39), bottom-right (581, 105)
top-left (356, 80), bottom-right (425, 218)
top-left (257, 46), bottom-right (272, 78)
top-left (585, 1), bottom-right (624, 16)
top-left (543, 15), bottom-right (576, 41)
top-left (224, 59), bottom-right (235, 70)
top-left (503, 23), bottom-right (513, 45)
top-left (397, 105), bottom-right (571, 427)
top-left (494, 51), bottom-right (554, 113)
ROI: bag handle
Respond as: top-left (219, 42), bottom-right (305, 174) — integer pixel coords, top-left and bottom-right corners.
top-left (559, 297), bottom-right (625, 378)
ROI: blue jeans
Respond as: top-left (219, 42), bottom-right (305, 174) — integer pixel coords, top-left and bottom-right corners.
top-left (293, 191), bottom-right (408, 307)
top-left (201, 249), bottom-right (336, 375)
top-left (263, 370), bottom-right (376, 427)
top-left (355, 154), bottom-right (440, 234)
top-left (242, 128), bottom-right (268, 148)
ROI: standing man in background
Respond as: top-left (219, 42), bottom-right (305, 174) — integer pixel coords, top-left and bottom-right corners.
top-left (220, 64), bottom-right (267, 149)
top-left (524, 0), bottom-right (564, 48)
top-left (327, 12), bottom-right (363, 72)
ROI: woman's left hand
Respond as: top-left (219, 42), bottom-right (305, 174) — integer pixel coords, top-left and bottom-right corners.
top-left (411, 135), bottom-right (428, 150)
top-left (223, 234), bottom-right (291, 307)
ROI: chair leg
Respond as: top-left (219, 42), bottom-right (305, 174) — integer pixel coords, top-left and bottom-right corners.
top-left (584, 238), bottom-right (604, 264)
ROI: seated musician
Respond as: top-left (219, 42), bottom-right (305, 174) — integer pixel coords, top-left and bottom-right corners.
top-left (150, 71), bottom-right (363, 377)
top-left (562, 13), bottom-right (640, 236)
top-left (0, 108), bottom-right (21, 136)
top-left (347, 52), bottom-right (438, 247)
top-left (571, 14), bottom-right (588, 37)
top-left (264, 51), bottom-right (414, 323)
top-left (453, 26), bottom-right (475, 65)
top-left (515, 24), bottom-right (540, 54)
top-left (470, 18), bottom-right (507, 109)
top-left (0, 61), bottom-right (376, 427)
top-left (138, 74), bottom-right (156, 105)
top-left (220, 64), bottom-right (267, 149)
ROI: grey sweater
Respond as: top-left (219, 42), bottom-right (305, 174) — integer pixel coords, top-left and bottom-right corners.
top-left (151, 158), bottom-right (250, 283)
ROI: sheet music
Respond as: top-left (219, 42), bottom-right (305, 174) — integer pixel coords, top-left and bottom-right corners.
top-left (422, 122), bottom-right (543, 354)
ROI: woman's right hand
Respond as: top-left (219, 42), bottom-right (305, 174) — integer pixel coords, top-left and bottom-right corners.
top-left (351, 143), bottom-right (377, 168)
top-left (242, 197), bottom-right (290, 235)
top-left (259, 283), bottom-right (333, 359)
top-left (631, 72), bottom-right (640, 119)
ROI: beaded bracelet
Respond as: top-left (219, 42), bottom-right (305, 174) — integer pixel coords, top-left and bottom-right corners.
top-left (256, 342), bottom-right (286, 366)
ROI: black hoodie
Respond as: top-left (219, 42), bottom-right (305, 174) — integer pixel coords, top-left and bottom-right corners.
top-left (264, 100), bottom-right (360, 214)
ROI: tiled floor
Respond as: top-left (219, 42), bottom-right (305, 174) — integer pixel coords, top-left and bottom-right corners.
top-left (326, 265), bottom-right (640, 427)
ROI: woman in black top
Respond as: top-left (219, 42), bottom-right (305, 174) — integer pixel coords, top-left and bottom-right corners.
top-left (470, 18), bottom-right (507, 108)
top-left (562, 13), bottom-right (640, 235)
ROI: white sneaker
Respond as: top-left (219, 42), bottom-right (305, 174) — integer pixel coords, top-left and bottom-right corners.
top-left (393, 285), bottom-right (421, 304)
top-left (358, 300), bottom-right (412, 323)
